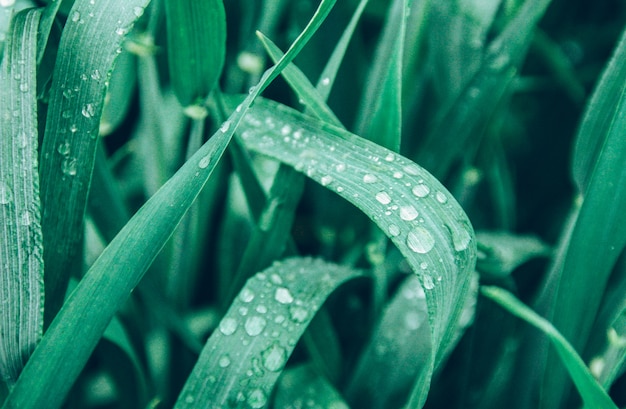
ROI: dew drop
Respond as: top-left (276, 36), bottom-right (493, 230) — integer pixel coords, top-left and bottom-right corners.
top-left (407, 227), bottom-right (435, 254)
top-left (262, 342), bottom-right (287, 372)
top-left (198, 154), bottom-right (211, 169)
top-left (81, 103), bottom-right (95, 118)
top-left (280, 124), bottom-right (292, 135)
top-left (388, 224), bottom-right (400, 237)
top-left (69, 124), bottom-right (78, 133)
top-left (393, 171), bottom-right (403, 179)
top-left (0, 182), bottom-right (13, 205)
top-left (219, 317), bottom-right (238, 335)
top-left (62, 157), bottom-right (77, 176)
top-left (184, 395), bottom-right (195, 404)
top-left (80, 73), bottom-right (88, 81)
top-left (71, 11), bottom-right (80, 22)
top-left (320, 175), bottom-right (333, 186)
top-left (289, 305), bottom-right (309, 323)
top-left (436, 191), bottom-right (448, 204)
top-left (412, 183), bottom-right (430, 198)
top-left (220, 120), bottom-right (231, 132)
top-left (19, 82), bottom-right (29, 92)
top-left (385, 153), bottom-right (395, 162)
top-left (115, 27), bottom-right (128, 36)
top-left (20, 210), bottom-right (32, 226)
top-left (256, 305), bottom-right (267, 314)
top-left (239, 288), bottom-right (255, 303)
top-left (57, 141), bottom-right (71, 156)
top-left (247, 389), bottom-right (267, 409)
top-left (90, 69), bottom-right (101, 81)
top-left (363, 174), bottom-right (378, 184)
top-left (133, 6), bottom-right (144, 17)
top-left (335, 163), bottom-right (346, 172)
top-left (218, 354), bottom-right (231, 368)
top-left (403, 164), bottom-right (421, 175)
top-left (452, 228), bottom-right (472, 252)
top-left (422, 274), bottom-right (435, 290)
top-left (61, 110), bottom-right (72, 119)
top-left (321, 77), bottom-right (330, 86)
top-left (244, 316), bottom-right (267, 336)
top-left (274, 287), bottom-right (294, 304)
top-left (375, 191), bottom-right (392, 205)
top-left (399, 205), bottom-right (418, 221)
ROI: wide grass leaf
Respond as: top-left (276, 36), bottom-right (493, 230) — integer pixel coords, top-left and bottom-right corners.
top-left (37, 0), bottom-right (151, 325)
top-left (232, 95), bottom-right (476, 406)
top-left (164, 0), bottom-right (226, 108)
top-left (1, 2), bottom-right (336, 407)
top-left (174, 257), bottom-right (364, 408)
top-left (0, 8), bottom-right (44, 387)
top-left (482, 286), bottom-right (618, 409)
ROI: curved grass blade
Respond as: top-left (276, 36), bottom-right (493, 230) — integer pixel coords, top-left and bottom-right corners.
top-left (38, 0), bottom-right (151, 325)
top-left (173, 257), bottom-right (364, 408)
top-left (233, 96), bottom-right (477, 406)
top-left (0, 8), bottom-right (44, 387)
top-left (1, 2), bottom-right (336, 407)
top-left (481, 286), bottom-right (618, 409)
top-left (539, 23), bottom-right (626, 409)
top-left (164, 0), bottom-right (226, 108)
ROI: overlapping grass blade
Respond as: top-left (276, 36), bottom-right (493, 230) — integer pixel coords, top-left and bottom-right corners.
top-left (173, 257), bottom-right (364, 408)
top-left (164, 0), bottom-right (225, 108)
top-left (1, 2), bottom-right (336, 407)
top-left (482, 286), bottom-right (618, 409)
top-left (0, 8), bottom-right (43, 387)
top-left (274, 364), bottom-right (349, 409)
top-left (538, 24), bottom-right (626, 409)
top-left (418, 0), bottom-right (553, 179)
top-left (37, 0), bottom-right (151, 325)
top-left (232, 96), bottom-right (476, 406)
top-left (476, 231), bottom-right (550, 278)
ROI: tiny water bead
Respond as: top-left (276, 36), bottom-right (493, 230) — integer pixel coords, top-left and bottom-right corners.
top-left (406, 227), bottom-right (435, 254)
top-left (375, 191), bottom-right (392, 205)
top-left (244, 316), bottom-right (267, 337)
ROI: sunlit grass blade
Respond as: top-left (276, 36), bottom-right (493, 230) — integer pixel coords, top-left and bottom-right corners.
top-left (37, 0), bottom-right (151, 325)
top-left (418, 0), bottom-right (553, 179)
top-left (2, 2), bottom-right (337, 407)
top-left (0, 8), bottom-right (43, 387)
top-left (354, 0), bottom-right (408, 152)
top-left (232, 95), bottom-right (476, 406)
top-left (539, 23), bottom-right (626, 409)
top-left (164, 0), bottom-right (225, 108)
top-left (173, 257), bottom-right (364, 408)
top-left (274, 364), bottom-right (349, 409)
top-left (481, 286), bottom-right (618, 409)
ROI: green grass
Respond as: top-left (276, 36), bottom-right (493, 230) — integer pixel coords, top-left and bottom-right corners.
top-left (1, 0), bottom-right (626, 408)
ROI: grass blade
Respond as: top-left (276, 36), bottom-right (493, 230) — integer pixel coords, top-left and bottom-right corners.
top-left (2, 2), bottom-right (336, 407)
top-left (0, 8), bottom-right (44, 387)
top-left (232, 95), bottom-right (476, 406)
top-left (38, 0), bottom-right (151, 325)
top-left (164, 0), bottom-right (226, 108)
top-left (481, 286), bottom-right (618, 409)
top-left (274, 364), bottom-right (350, 409)
top-left (173, 257), bottom-right (364, 408)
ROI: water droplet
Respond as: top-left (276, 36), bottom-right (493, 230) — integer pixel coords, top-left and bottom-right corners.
top-left (320, 175), bottom-right (333, 186)
top-left (289, 305), bottom-right (309, 323)
top-left (388, 224), bottom-right (401, 237)
top-left (220, 120), bottom-right (231, 132)
top-left (20, 210), bottom-right (32, 226)
top-left (436, 191), bottom-right (448, 204)
top-left (19, 82), bottom-right (29, 92)
top-left (116, 27), bottom-right (128, 36)
top-left (71, 11), bottom-right (80, 22)
top-left (17, 131), bottom-right (28, 148)
top-left (247, 388), bottom-right (267, 409)
top-left (90, 69), bottom-right (101, 81)
top-left (385, 153), bottom-right (395, 162)
top-left (133, 6), bottom-right (144, 17)
top-left (452, 228), bottom-right (472, 252)
top-left (422, 274), bottom-right (435, 290)
top-left (218, 354), bottom-right (231, 368)
top-left (198, 154), bottom-right (211, 169)
top-left (399, 205), bottom-right (418, 221)
top-left (57, 141), bottom-right (71, 156)
top-left (62, 109), bottom-right (72, 119)
top-left (256, 305), bottom-right (267, 314)
top-left (363, 174), bottom-right (378, 184)
top-left (219, 318), bottom-right (238, 335)
top-left (335, 163), bottom-right (346, 172)
top-left (184, 395), bottom-right (195, 404)
top-left (321, 77), bottom-right (330, 86)
top-left (280, 124), bottom-right (292, 135)
top-left (412, 183), bottom-right (430, 198)
top-left (62, 157), bottom-right (77, 176)
top-left (69, 124), bottom-right (78, 133)
top-left (407, 227), bottom-right (435, 254)
top-left (81, 103), bottom-right (95, 118)
top-left (244, 316), bottom-right (267, 336)
top-left (420, 262), bottom-right (428, 270)
top-left (375, 191), bottom-right (391, 205)
top-left (262, 342), bottom-right (287, 372)
top-left (393, 171), bottom-right (403, 179)
top-left (274, 287), bottom-right (294, 304)
top-left (0, 182), bottom-right (13, 205)
top-left (80, 73), bottom-right (88, 81)
top-left (403, 164), bottom-right (421, 175)
top-left (239, 288), bottom-right (255, 302)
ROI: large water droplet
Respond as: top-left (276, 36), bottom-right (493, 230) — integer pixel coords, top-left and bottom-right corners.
top-left (198, 154), bottom-right (211, 169)
top-left (422, 274), bottom-right (435, 290)
top-left (407, 227), bottom-right (435, 254)
top-left (247, 388), bottom-right (267, 409)
top-left (274, 287), bottom-right (294, 304)
top-left (375, 191), bottom-right (391, 205)
top-left (452, 228), bottom-right (472, 252)
top-left (399, 205), bottom-right (418, 221)
top-left (0, 182), bottom-right (14, 205)
top-left (320, 175), bottom-right (333, 186)
top-left (244, 316), bottom-right (267, 336)
top-left (81, 103), bottom-right (95, 118)
top-left (435, 191), bottom-right (448, 204)
top-left (388, 224), bottom-right (400, 237)
top-left (70, 11), bottom-right (80, 22)
top-left (239, 288), bottom-right (255, 303)
top-left (262, 342), bottom-right (287, 372)
top-left (363, 174), bottom-right (378, 184)
top-left (219, 318), bottom-right (238, 335)
top-left (412, 183), bottom-right (430, 198)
